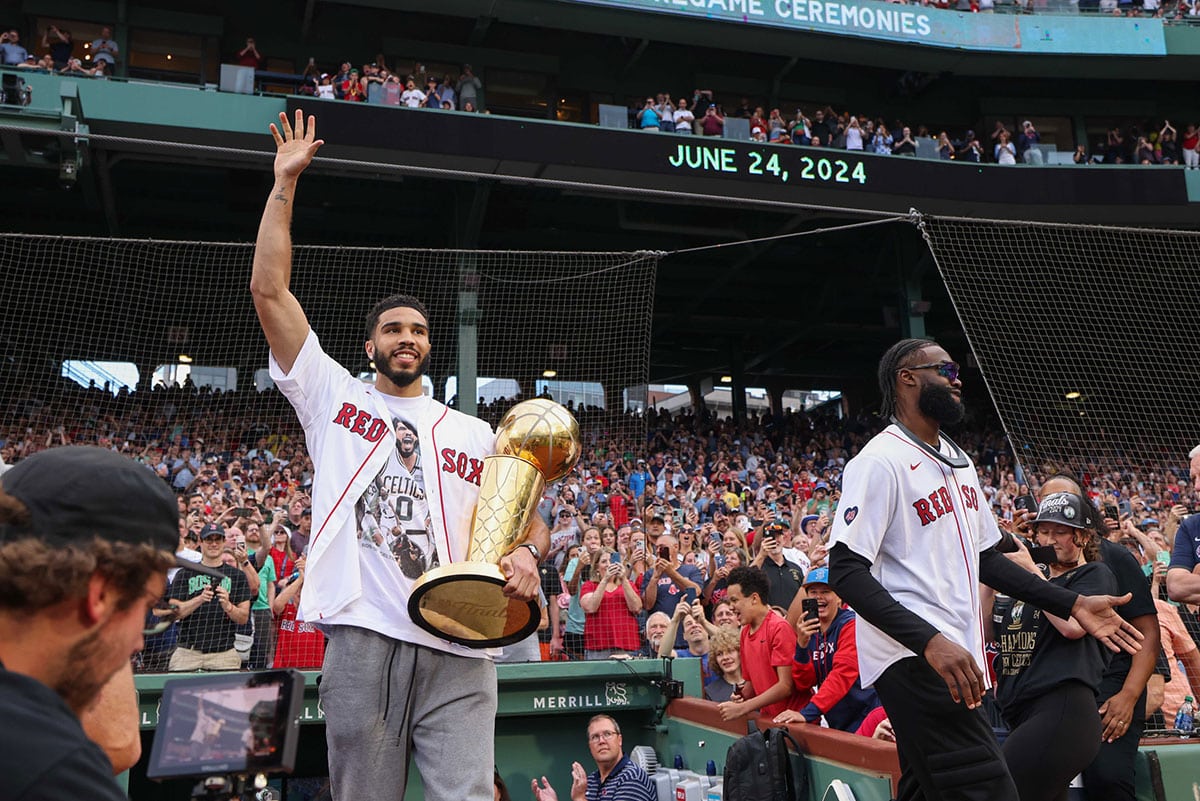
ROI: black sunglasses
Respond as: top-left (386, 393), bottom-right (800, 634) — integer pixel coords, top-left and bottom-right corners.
top-left (902, 361), bottom-right (960, 382)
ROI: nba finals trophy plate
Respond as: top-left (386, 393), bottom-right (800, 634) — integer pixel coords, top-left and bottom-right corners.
top-left (408, 398), bottom-right (581, 647)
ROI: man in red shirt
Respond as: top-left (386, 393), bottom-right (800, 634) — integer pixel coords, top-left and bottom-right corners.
top-left (718, 566), bottom-right (805, 720)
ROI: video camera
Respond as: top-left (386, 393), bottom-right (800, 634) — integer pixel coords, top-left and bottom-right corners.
top-left (146, 670), bottom-right (305, 801)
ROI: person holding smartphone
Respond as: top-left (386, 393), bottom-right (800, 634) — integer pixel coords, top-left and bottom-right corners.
top-left (774, 567), bottom-right (881, 733)
top-left (579, 549), bottom-right (641, 659)
top-left (639, 534), bottom-right (703, 651)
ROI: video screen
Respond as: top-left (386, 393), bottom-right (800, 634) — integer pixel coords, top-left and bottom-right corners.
top-left (147, 670), bottom-right (303, 779)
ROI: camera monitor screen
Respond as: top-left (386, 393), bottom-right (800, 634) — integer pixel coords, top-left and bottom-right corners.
top-left (147, 669), bottom-right (305, 780)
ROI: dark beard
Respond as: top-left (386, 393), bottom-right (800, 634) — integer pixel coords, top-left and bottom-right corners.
top-left (918, 383), bottom-right (965, 426)
top-left (375, 350), bottom-right (430, 389)
top-left (55, 626), bottom-right (115, 715)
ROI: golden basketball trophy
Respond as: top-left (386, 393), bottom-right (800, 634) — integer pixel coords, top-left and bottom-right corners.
top-left (408, 398), bottom-right (581, 647)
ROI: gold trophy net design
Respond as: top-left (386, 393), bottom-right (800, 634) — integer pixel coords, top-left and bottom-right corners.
top-left (408, 398), bottom-right (581, 647)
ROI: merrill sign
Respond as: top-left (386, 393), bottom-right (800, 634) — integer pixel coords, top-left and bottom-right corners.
top-left (532, 682), bottom-right (630, 710)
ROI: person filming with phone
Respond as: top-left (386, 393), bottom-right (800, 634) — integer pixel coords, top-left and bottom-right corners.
top-left (774, 567), bottom-right (881, 732)
top-left (639, 533), bottom-right (703, 652)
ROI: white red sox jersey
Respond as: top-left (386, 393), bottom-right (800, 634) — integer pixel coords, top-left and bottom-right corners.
top-left (829, 424), bottom-right (1000, 688)
top-left (270, 329), bottom-right (495, 658)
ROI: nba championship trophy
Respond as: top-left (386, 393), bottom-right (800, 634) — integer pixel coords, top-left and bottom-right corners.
top-left (408, 398), bottom-right (581, 647)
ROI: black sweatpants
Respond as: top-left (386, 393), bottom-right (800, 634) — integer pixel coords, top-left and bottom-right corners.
top-left (875, 657), bottom-right (1018, 801)
top-left (1002, 681), bottom-right (1102, 801)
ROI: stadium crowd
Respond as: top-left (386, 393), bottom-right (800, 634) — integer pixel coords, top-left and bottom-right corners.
top-left (1, 374), bottom-right (1198, 740)
top-left (632, 94), bottom-right (1200, 167)
top-left (6, 22), bottom-right (1200, 167)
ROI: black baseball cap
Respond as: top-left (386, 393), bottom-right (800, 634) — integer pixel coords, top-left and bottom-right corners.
top-left (0, 446), bottom-right (222, 578)
top-left (1033, 492), bottom-right (1089, 530)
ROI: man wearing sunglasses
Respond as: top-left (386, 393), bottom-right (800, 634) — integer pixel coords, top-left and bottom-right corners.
top-left (826, 338), bottom-right (1143, 801)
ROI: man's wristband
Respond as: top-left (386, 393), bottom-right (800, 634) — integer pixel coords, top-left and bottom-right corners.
top-left (240, 561), bottom-right (250, 568)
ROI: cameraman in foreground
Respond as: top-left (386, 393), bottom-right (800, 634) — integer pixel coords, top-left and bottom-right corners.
top-left (0, 446), bottom-right (213, 800)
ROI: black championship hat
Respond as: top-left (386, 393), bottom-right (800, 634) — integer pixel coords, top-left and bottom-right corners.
top-left (1033, 491), bottom-right (1090, 530)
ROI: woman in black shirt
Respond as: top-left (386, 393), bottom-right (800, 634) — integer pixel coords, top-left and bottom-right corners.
top-left (996, 491), bottom-right (1118, 801)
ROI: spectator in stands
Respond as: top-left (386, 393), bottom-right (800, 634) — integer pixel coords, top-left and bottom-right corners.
top-left (808, 109), bottom-right (832, 146)
top-left (673, 97), bottom-right (694, 135)
top-left (937, 132), bottom-right (954, 160)
top-left (995, 130), bottom-right (1017, 164)
top-left (1017, 121), bottom-right (1043, 165)
top-left (871, 124), bottom-right (894, 155)
top-left (531, 714), bottom-right (656, 801)
top-left (1181, 124), bottom-right (1200, 169)
top-left (400, 78), bottom-right (425, 108)
top-left (272, 556), bottom-right (325, 669)
top-left (580, 548), bottom-right (642, 658)
top-left (166, 523), bottom-right (253, 670)
top-left (890, 126), bottom-right (916, 156)
top-left (90, 26), bottom-right (118, 70)
top-left (657, 599), bottom-right (712, 668)
top-left (0, 29), bottom-right (28, 65)
top-left (456, 64), bottom-right (482, 110)
top-left (699, 105), bottom-right (724, 137)
top-left (1073, 144), bottom-right (1090, 165)
top-left (1158, 122), bottom-right (1180, 165)
top-left (437, 74), bottom-right (456, 109)
top-left (343, 71), bottom-right (366, 102)
top-left (1166, 444), bottom-right (1200, 606)
top-left (704, 626), bottom-right (747, 702)
top-left (956, 130), bottom-right (983, 162)
top-left (791, 110), bottom-right (811, 145)
top-left (60, 57), bottom-right (89, 76)
top-left (422, 77), bottom-right (445, 109)
top-left (844, 116), bottom-right (865, 151)
top-left (751, 520), bottom-right (805, 612)
top-left (1135, 136), bottom-right (1156, 164)
top-left (636, 98), bottom-right (661, 131)
top-left (236, 36), bottom-right (263, 69)
top-left (641, 533), bottom-right (703, 649)
top-left (641, 611), bottom-right (671, 656)
top-left (563, 535), bottom-right (599, 659)
top-left (719, 566), bottom-right (803, 720)
top-left (774, 567), bottom-right (880, 732)
top-left (41, 24), bottom-right (72, 69)
top-left (289, 506), bottom-right (312, 556)
top-left (1104, 127), bottom-right (1127, 164)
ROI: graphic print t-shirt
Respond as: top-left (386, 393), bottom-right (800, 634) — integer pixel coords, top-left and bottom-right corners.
top-left (346, 393), bottom-right (483, 658)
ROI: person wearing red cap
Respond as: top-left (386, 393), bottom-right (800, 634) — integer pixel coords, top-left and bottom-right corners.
top-left (0, 446), bottom-right (219, 801)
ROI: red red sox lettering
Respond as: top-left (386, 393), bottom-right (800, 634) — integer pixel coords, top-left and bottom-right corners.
top-left (913, 485), bottom-right (979, 526)
top-left (332, 402), bottom-right (388, 442)
top-left (441, 448), bottom-right (483, 486)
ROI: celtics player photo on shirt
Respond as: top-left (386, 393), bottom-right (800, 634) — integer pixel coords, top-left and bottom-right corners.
top-left (354, 415), bottom-right (438, 581)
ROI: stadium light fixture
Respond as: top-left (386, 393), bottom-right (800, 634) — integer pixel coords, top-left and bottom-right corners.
top-left (542, 370), bottom-right (557, 378)
top-left (178, 354), bottom-right (193, 364)
top-left (1065, 391), bottom-right (1082, 400)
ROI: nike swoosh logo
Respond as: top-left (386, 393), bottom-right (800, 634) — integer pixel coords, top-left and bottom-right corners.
top-left (909, 463), bottom-right (921, 471)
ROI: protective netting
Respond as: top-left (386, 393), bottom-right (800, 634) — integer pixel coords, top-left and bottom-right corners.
top-left (0, 234), bottom-right (659, 668)
top-left (918, 215), bottom-right (1200, 481)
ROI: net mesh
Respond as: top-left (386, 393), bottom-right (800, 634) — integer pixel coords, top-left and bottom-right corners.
top-left (918, 215), bottom-right (1200, 484)
top-left (0, 234), bottom-right (659, 669)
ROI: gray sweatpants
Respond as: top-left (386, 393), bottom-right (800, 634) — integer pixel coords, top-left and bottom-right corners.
top-left (320, 626), bottom-right (497, 801)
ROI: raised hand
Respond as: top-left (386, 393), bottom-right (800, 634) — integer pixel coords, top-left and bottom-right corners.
top-left (269, 109), bottom-right (324, 181)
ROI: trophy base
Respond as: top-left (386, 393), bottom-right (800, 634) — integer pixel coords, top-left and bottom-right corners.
top-left (407, 562), bottom-right (540, 648)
